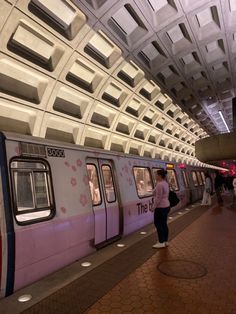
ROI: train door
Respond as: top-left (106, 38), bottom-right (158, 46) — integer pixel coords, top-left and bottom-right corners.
top-left (86, 158), bottom-right (121, 246)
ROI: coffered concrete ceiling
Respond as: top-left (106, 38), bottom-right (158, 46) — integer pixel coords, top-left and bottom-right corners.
top-left (0, 0), bottom-right (234, 167)
top-left (74, 0), bottom-right (234, 135)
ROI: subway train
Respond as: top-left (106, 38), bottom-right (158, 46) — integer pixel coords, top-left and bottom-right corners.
top-left (0, 131), bottom-right (210, 298)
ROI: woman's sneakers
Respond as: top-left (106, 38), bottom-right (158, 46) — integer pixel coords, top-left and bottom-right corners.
top-left (152, 242), bottom-right (166, 249)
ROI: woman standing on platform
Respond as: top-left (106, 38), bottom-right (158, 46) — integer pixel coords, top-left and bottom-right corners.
top-left (152, 169), bottom-right (170, 249)
top-left (233, 176), bottom-right (236, 201)
top-left (201, 172), bottom-right (212, 206)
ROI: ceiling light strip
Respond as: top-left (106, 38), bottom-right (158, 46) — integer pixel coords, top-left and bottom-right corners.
top-left (218, 110), bottom-right (230, 133)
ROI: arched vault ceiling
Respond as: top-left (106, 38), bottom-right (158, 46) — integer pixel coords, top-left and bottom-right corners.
top-left (0, 0), bottom-right (234, 167)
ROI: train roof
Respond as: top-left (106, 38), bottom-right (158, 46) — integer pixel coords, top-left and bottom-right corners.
top-left (0, 131), bottom-right (213, 170)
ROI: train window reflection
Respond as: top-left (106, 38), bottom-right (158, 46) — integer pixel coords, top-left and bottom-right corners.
top-left (133, 167), bottom-right (153, 198)
top-left (196, 171), bottom-right (203, 185)
top-left (11, 161), bottom-right (45, 169)
top-left (34, 172), bottom-right (50, 207)
top-left (200, 171), bottom-right (205, 184)
top-left (14, 172), bottom-right (34, 209)
top-left (10, 159), bottom-right (54, 224)
top-left (182, 170), bottom-right (189, 188)
top-left (101, 165), bottom-right (116, 203)
top-left (167, 169), bottom-right (179, 191)
top-left (86, 164), bottom-right (102, 205)
top-left (152, 168), bottom-right (162, 186)
top-left (191, 171), bottom-right (198, 186)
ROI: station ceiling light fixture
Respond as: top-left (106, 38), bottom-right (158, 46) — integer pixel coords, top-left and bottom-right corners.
top-left (218, 110), bottom-right (230, 133)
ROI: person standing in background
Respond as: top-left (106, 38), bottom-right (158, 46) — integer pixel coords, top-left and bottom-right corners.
top-left (152, 169), bottom-right (170, 249)
top-left (233, 176), bottom-right (236, 201)
top-left (201, 172), bottom-right (212, 206)
top-left (225, 175), bottom-right (234, 200)
top-left (214, 171), bottom-right (225, 204)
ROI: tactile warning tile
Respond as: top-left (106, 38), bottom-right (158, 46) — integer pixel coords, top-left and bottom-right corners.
top-left (157, 259), bottom-right (207, 279)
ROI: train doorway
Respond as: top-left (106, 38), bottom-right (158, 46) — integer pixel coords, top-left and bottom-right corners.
top-left (86, 158), bottom-right (121, 246)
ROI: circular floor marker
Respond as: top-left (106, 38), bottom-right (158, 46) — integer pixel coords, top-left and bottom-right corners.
top-left (117, 243), bottom-right (125, 247)
top-left (81, 262), bottom-right (92, 267)
top-left (158, 259), bottom-right (207, 279)
top-left (18, 294), bottom-right (32, 302)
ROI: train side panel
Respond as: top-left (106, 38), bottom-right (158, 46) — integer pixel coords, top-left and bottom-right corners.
top-left (0, 171), bottom-right (8, 298)
top-left (5, 140), bottom-right (95, 291)
top-left (115, 158), bottom-right (165, 235)
top-left (0, 133), bottom-right (208, 296)
top-left (0, 134), bottom-right (15, 297)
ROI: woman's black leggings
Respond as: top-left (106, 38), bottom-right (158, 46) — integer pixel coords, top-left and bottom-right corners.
top-left (154, 207), bottom-right (170, 243)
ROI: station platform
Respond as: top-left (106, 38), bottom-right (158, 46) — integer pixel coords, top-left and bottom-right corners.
top-left (1, 194), bottom-right (236, 314)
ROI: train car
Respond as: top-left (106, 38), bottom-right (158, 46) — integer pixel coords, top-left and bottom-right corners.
top-left (0, 131), bottom-right (207, 298)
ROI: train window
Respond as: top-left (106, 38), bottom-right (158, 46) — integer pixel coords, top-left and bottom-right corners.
top-left (13, 172), bottom-right (34, 209)
top-left (167, 169), bottom-right (179, 191)
top-left (34, 172), bottom-right (50, 207)
top-left (182, 170), bottom-right (189, 187)
top-left (152, 168), bottom-right (162, 186)
top-left (86, 164), bottom-right (102, 205)
top-left (133, 167), bottom-right (153, 198)
top-left (11, 161), bottom-right (45, 169)
top-left (101, 165), bottom-right (116, 203)
top-left (196, 171), bottom-right (203, 185)
top-left (191, 171), bottom-right (199, 186)
top-left (200, 171), bottom-right (206, 184)
top-left (10, 159), bottom-right (55, 224)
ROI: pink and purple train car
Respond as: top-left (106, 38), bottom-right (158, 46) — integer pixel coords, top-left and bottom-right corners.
top-left (0, 132), bottom-right (207, 297)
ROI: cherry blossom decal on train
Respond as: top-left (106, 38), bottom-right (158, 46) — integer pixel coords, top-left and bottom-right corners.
top-left (63, 158), bottom-right (89, 209)
top-left (80, 194), bottom-right (88, 207)
top-left (64, 161), bottom-right (70, 167)
top-left (71, 177), bottom-right (77, 187)
top-left (71, 165), bottom-right (77, 172)
top-left (76, 159), bottom-right (83, 167)
top-left (60, 206), bottom-right (67, 213)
